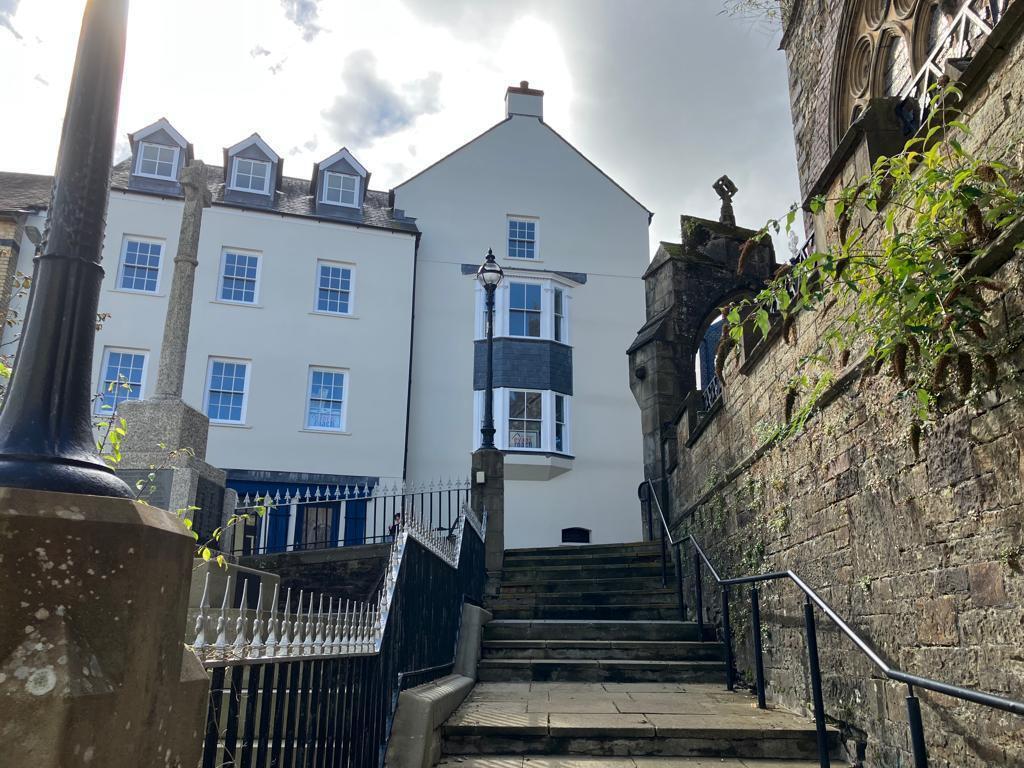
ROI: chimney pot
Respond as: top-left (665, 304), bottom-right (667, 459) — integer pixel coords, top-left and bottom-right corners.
top-left (520, 80), bottom-right (529, 88)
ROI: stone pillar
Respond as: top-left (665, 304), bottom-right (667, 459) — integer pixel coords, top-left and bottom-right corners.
top-left (116, 159), bottom-right (234, 550)
top-left (0, 488), bottom-right (209, 767)
top-left (472, 448), bottom-right (504, 595)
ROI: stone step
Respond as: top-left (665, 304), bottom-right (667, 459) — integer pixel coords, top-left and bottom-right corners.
top-left (476, 658), bottom-right (726, 684)
top-left (487, 589), bottom-right (677, 607)
top-left (488, 604), bottom-right (681, 621)
top-left (481, 640), bottom-right (723, 662)
top-left (484, 620), bottom-right (706, 642)
top-left (442, 707), bottom-right (836, 759)
top-left (502, 563), bottom-right (666, 581)
top-left (503, 552), bottom-right (666, 568)
top-left (504, 541), bottom-right (662, 558)
top-left (439, 757), bottom-right (825, 767)
top-left (500, 576), bottom-right (667, 595)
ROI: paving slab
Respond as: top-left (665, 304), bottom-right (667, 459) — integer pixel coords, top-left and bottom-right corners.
top-left (547, 713), bottom-right (656, 737)
top-left (438, 759), bottom-right (823, 767)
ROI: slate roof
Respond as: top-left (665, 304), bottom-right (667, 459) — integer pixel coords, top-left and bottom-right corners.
top-left (0, 172), bottom-right (52, 213)
top-left (109, 162), bottom-right (418, 235)
top-left (0, 164), bottom-right (419, 235)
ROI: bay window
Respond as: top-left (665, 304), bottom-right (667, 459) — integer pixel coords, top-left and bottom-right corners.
top-left (474, 388), bottom-right (571, 454)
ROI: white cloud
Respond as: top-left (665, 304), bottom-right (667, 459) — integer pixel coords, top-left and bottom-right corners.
top-left (250, 44), bottom-right (271, 58)
top-left (280, 0), bottom-right (323, 41)
top-left (321, 50), bottom-right (442, 148)
top-left (1, 0), bottom-right (22, 39)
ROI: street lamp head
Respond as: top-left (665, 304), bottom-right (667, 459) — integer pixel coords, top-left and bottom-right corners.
top-left (476, 248), bottom-right (504, 287)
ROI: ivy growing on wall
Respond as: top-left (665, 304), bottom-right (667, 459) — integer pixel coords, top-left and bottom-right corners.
top-left (718, 86), bottom-right (1024, 452)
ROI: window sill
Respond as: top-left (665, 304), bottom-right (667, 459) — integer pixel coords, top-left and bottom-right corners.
top-left (110, 288), bottom-right (165, 298)
top-left (309, 311), bottom-right (359, 320)
top-left (299, 428), bottom-right (351, 436)
top-left (503, 451), bottom-right (574, 481)
top-left (211, 299), bottom-right (263, 309)
top-left (504, 257), bottom-right (544, 264)
top-left (210, 421), bottom-right (252, 429)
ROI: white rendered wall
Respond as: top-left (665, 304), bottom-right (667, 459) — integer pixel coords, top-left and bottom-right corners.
top-left (395, 115), bottom-right (649, 548)
top-left (4, 194), bottom-right (415, 486)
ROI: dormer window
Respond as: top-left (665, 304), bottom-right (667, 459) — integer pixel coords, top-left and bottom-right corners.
top-left (323, 172), bottom-right (359, 207)
top-left (136, 142), bottom-right (178, 180)
top-left (231, 158), bottom-right (271, 194)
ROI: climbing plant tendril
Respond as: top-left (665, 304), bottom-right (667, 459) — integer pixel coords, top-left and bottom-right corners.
top-left (720, 86), bottom-right (1024, 451)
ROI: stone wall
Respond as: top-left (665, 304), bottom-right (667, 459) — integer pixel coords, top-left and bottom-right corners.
top-left (664, 23), bottom-right (1024, 766)
top-left (0, 214), bottom-right (24, 333)
top-left (240, 543), bottom-right (390, 604)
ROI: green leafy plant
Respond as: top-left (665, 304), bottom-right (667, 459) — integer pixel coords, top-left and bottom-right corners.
top-left (720, 85), bottom-right (1024, 448)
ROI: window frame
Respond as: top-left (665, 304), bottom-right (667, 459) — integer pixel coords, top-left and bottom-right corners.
top-left (321, 171), bottom-right (360, 208)
top-left (204, 357), bottom-right (251, 425)
top-left (314, 260), bottom-right (356, 316)
top-left (116, 235), bottom-right (164, 294)
top-left (507, 281), bottom-right (544, 339)
top-left (218, 248), bottom-right (262, 306)
top-left (95, 347), bottom-right (148, 415)
top-left (475, 275), bottom-right (571, 344)
top-left (304, 366), bottom-right (349, 432)
top-left (474, 388), bottom-right (572, 455)
top-left (507, 216), bottom-right (539, 260)
top-left (134, 142), bottom-right (179, 181)
top-left (230, 157), bottom-right (272, 194)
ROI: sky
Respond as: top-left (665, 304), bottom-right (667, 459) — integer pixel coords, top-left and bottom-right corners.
top-left (0, 0), bottom-right (803, 256)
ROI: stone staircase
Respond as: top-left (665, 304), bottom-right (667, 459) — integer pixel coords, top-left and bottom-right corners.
top-left (438, 540), bottom-right (839, 766)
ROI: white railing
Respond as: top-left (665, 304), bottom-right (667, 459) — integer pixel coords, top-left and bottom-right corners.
top-left (902, 0), bottom-right (1013, 116)
top-left (230, 476), bottom-right (472, 555)
top-left (191, 502), bottom-right (484, 665)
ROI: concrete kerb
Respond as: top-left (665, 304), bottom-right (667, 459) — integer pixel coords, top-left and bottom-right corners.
top-left (385, 604), bottom-right (493, 768)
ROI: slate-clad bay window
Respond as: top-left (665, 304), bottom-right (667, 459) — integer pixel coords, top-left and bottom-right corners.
top-left (136, 142), bottom-right (177, 180)
top-left (220, 250), bottom-right (260, 304)
top-left (477, 278), bottom-right (571, 343)
top-left (231, 158), bottom-right (270, 193)
top-left (323, 172), bottom-right (359, 207)
top-left (509, 390), bottom-right (543, 448)
top-left (117, 237), bottom-right (163, 293)
top-left (508, 218), bottom-right (537, 259)
top-left (306, 368), bottom-right (347, 431)
top-left (206, 358), bottom-right (250, 424)
top-left (96, 348), bottom-right (146, 413)
top-left (509, 282), bottom-right (542, 337)
top-left (316, 262), bottom-right (353, 315)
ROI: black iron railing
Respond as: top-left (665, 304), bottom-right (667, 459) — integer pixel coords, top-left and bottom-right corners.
top-left (641, 478), bottom-right (1024, 767)
top-left (196, 507), bottom-right (486, 768)
top-left (231, 478), bottom-right (472, 556)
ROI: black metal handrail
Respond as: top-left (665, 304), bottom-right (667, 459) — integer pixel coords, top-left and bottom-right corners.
top-left (639, 478), bottom-right (1024, 768)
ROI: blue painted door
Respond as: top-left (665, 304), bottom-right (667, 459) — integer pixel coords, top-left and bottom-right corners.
top-left (344, 499), bottom-right (367, 546)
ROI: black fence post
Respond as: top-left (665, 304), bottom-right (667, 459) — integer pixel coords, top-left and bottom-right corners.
top-left (751, 586), bottom-right (766, 708)
top-left (674, 543), bottom-right (686, 620)
top-left (906, 685), bottom-right (929, 768)
top-left (693, 549), bottom-right (704, 641)
top-left (721, 586), bottom-right (735, 691)
top-left (803, 596), bottom-right (831, 768)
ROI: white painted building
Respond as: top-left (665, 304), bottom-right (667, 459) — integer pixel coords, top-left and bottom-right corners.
top-left (395, 83), bottom-right (650, 548)
top-left (0, 83), bottom-right (649, 549)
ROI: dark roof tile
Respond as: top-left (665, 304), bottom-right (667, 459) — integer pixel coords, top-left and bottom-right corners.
top-left (0, 172), bottom-right (52, 213)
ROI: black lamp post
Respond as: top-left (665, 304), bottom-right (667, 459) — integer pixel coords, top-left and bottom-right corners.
top-left (476, 248), bottom-right (504, 449)
top-left (0, 0), bottom-right (133, 497)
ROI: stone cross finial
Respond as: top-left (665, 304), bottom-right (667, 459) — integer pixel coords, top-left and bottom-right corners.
top-left (713, 175), bottom-right (738, 228)
top-left (154, 160), bottom-right (212, 400)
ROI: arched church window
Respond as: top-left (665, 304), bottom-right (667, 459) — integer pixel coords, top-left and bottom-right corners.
top-left (879, 29), bottom-right (913, 96)
top-left (829, 0), bottom-right (1004, 146)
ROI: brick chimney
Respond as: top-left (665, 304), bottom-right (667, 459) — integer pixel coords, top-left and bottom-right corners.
top-left (505, 80), bottom-right (544, 119)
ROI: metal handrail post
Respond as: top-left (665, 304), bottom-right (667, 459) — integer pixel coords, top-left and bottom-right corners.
top-left (906, 686), bottom-right (929, 768)
top-left (693, 549), bottom-right (704, 641)
top-left (751, 586), bottom-right (766, 708)
top-left (721, 586), bottom-right (734, 691)
top-left (803, 596), bottom-right (831, 768)
top-left (673, 543), bottom-right (686, 620)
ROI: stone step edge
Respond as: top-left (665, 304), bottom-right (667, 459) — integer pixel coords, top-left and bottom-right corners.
top-left (481, 639), bottom-right (718, 648)
top-left (477, 659), bottom-right (726, 669)
top-left (438, 758), bottom-right (824, 767)
top-left (504, 541), bottom-right (662, 555)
